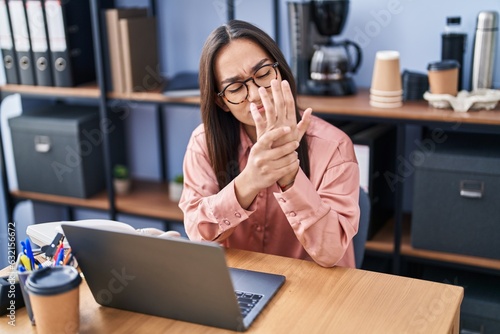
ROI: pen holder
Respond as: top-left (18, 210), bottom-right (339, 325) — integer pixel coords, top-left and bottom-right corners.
top-left (16, 270), bottom-right (36, 325)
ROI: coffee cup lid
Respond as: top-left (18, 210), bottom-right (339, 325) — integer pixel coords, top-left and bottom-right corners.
top-left (427, 60), bottom-right (460, 71)
top-left (25, 266), bottom-right (82, 296)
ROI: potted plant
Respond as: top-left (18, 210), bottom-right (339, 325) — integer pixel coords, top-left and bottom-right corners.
top-left (169, 174), bottom-right (183, 202)
top-left (113, 164), bottom-right (131, 195)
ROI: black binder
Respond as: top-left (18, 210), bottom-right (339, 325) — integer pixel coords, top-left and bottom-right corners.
top-left (44, 0), bottom-right (95, 87)
top-left (0, 0), bottom-right (19, 84)
top-left (26, 0), bottom-right (52, 86)
top-left (8, 0), bottom-right (36, 85)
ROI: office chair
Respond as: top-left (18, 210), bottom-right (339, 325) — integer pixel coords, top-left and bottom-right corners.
top-left (353, 187), bottom-right (371, 269)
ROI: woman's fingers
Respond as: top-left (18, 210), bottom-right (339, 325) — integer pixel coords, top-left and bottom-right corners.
top-left (255, 126), bottom-right (292, 148)
top-left (270, 80), bottom-right (287, 124)
top-left (258, 86), bottom-right (276, 129)
top-left (296, 107), bottom-right (313, 141)
top-left (281, 80), bottom-right (296, 123)
top-left (250, 102), bottom-right (266, 139)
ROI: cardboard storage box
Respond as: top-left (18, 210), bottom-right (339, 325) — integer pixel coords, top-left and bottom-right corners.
top-left (411, 133), bottom-right (500, 259)
top-left (9, 105), bottom-right (125, 198)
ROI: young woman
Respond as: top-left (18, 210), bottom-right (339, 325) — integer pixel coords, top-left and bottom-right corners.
top-left (179, 20), bottom-right (360, 268)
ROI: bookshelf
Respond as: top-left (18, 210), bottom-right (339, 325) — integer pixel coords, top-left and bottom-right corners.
top-left (1, 0), bottom-right (500, 279)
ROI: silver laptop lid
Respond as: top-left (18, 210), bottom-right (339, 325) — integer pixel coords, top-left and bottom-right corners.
top-left (61, 224), bottom-right (285, 331)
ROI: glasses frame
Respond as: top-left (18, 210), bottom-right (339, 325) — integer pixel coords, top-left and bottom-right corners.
top-left (217, 62), bottom-right (279, 105)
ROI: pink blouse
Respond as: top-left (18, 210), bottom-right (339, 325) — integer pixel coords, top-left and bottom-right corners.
top-left (179, 115), bottom-right (360, 268)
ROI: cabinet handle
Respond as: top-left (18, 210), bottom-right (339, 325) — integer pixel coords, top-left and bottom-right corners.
top-left (34, 135), bottom-right (51, 153)
top-left (459, 180), bottom-right (484, 199)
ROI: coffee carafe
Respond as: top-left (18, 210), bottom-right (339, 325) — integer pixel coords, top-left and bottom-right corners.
top-left (308, 0), bottom-right (362, 95)
top-left (287, 0), bottom-right (362, 96)
top-left (309, 40), bottom-right (361, 95)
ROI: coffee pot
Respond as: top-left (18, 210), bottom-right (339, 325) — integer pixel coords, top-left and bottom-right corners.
top-left (310, 40), bottom-right (361, 83)
top-left (288, 0), bottom-right (362, 96)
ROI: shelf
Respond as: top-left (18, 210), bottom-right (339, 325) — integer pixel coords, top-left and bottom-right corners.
top-left (298, 90), bottom-right (500, 126)
top-left (4, 83), bottom-right (498, 126)
top-left (108, 87), bottom-right (200, 105)
top-left (11, 188), bottom-right (109, 211)
top-left (115, 179), bottom-right (183, 221)
top-left (11, 179), bottom-right (183, 222)
top-left (366, 215), bottom-right (500, 271)
top-left (0, 83), bottom-right (100, 99)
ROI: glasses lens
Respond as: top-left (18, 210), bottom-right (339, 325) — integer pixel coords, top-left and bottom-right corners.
top-left (254, 64), bottom-right (276, 88)
top-left (224, 82), bottom-right (247, 104)
top-left (222, 63), bottom-right (278, 104)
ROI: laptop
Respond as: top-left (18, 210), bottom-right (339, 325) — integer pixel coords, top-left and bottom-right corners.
top-left (61, 224), bottom-right (285, 331)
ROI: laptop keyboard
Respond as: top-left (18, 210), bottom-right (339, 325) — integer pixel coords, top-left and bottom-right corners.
top-left (235, 291), bottom-right (263, 317)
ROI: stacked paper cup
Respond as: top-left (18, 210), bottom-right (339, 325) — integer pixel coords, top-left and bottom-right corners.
top-left (370, 51), bottom-right (403, 108)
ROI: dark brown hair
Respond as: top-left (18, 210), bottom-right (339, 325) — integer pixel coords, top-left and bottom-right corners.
top-left (199, 20), bottom-right (310, 189)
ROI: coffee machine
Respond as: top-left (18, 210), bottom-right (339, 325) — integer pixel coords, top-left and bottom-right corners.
top-left (288, 0), bottom-right (362, 96)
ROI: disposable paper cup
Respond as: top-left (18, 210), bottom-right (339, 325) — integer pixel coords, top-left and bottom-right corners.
top-left (25, 266), bottom-right (82, 334)
top-left (370, 94), bottom-right (403, 103)
top-left (427, 60), bottom-right (460, 96)
top-left (369, 100), bottom-right (403, 108)
top-left (371, 50), bottom-right (402, 92)
top-left (370, 89), bottom-right (403, 97)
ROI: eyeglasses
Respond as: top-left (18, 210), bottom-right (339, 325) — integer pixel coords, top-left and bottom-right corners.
top-left (217, 62), bottom-right (279, 105)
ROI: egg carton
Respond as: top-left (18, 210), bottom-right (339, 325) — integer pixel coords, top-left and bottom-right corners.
top-left (423, 89), bottom-right (500, 112)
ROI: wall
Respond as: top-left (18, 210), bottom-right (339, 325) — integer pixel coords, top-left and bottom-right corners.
top-left (0, 0), bottom-right (499, 267)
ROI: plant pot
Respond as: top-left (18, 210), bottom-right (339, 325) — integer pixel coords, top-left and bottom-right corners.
top-left (169, 182), bottom-right (183, 202)
top-left (114, 179), bottom-right (131, 195)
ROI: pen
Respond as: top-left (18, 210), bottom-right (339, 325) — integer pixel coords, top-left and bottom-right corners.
top-left (53, 242), bottom-right (64, 262)
top-left (63, 248), bottom-right (72, 265)
top-left (20, 254), bottom-right (32, 271)
top-left (56, 247), bottom-right (65, 266)
top-left (23, 239), bottom-right (36, 271)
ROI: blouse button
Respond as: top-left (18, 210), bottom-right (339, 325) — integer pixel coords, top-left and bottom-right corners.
top-left (255, 225), bottom-right (263, 232)
top-left (223, 219), bottom-right (231, 225)
top-left (234, 212), bottom-right (241, 218)
top-left (289, 211), bottom-right (297, 217)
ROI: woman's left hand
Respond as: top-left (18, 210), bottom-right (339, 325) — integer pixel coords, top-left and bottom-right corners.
top-left (250, 79), bottom-right (312, 188)
top-left (251, 79), bottom-right (312, 144)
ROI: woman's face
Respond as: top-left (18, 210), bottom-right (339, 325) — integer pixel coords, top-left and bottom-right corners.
top-left (214, 38), bottom-right (281, 140)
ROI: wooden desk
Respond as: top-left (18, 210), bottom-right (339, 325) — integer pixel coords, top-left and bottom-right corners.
top-left (1, 249), bottom-right (463, 333)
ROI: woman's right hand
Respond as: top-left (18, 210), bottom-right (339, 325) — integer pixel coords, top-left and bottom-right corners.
top-left (234, 126), bottom-right (299, 208)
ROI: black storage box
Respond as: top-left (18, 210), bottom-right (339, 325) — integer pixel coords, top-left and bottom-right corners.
top-left (9, 105), bottom-right (125, 198)
top-left (411, 133), bottom-right (500, 259)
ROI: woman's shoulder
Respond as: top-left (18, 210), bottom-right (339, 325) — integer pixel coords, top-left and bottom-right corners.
top-left (191, 123), bottom-right (206, 137)
top-left (307, 114), bottom-right (352, 143)
top-left (306, 115), bottom-right (357, 163)
top-left (186, 124), bottom-right (208, 152)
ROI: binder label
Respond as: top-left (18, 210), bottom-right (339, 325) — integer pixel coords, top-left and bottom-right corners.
top-left (0, 0), bottom-right (13, 49)
top-left (8, 0), bottom-right (30, 52)
top-left (45, 0), bottom-right (66, 52)
top-left (26, 0), bottom-right (48, 52)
